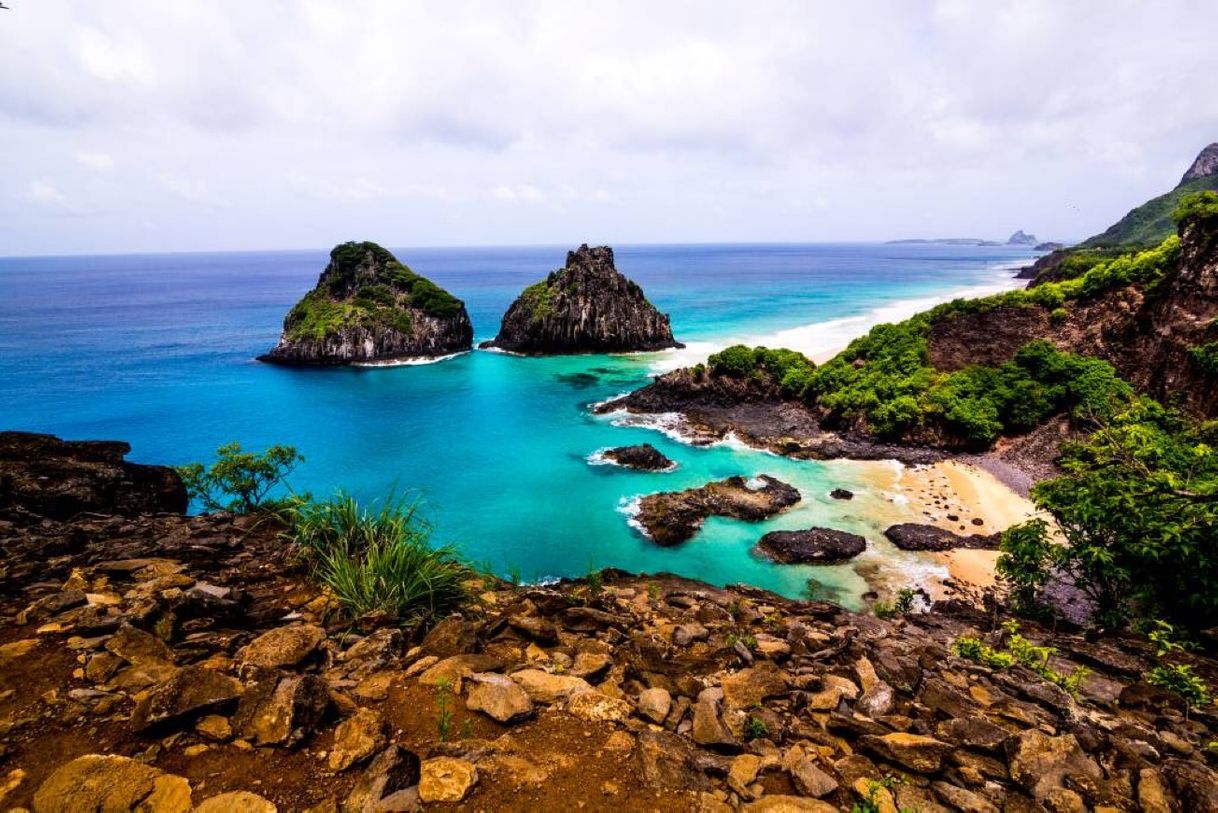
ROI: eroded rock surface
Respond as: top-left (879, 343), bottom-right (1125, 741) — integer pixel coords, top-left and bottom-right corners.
top-left (755, 528), bottom-right (866, 564)
top-left (635, 475), bottom-right (801, 545)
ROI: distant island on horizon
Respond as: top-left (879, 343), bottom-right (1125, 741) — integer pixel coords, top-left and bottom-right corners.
top-left (887, 230), bottom-right (1063, 251)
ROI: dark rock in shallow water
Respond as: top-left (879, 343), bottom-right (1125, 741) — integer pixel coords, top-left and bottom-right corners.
top-left (260, 241), bottom-right (472, 366)
top-left (755, 528), bottom-right (866, 564)
top-left (635, 475), bottom-right (800, 546)
top-left (829, 488), bottom-right (854, 500)
top-left (0, 431), bottom-right (186, 519)
top-left (883, 523), bottom-right (999, 551)
top-left (480, 244), bottom-right (683, 355)
top-left (601, 444), bottom-right (675, 471)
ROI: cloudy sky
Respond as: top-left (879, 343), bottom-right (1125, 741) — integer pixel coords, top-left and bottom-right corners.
top-left (1, 1), bottom-right (1215, 255)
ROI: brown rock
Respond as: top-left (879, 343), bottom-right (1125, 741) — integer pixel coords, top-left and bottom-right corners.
top-left (635, 730), bottom-right (711, 791)
top-left (237, 624), bottom-right (326, 669)
top-left (637, 687), bottom-right (672, 723)
top-left (722, 662), bottom-right (789, 709)
top-left (692, 698), bottom-right (736, 748)
top-left (195, 791), bottom-right (278, 812)
top-left (328, 708), bottom-right (387, 771)
top-left (32, 754), bottom-right (192, 813)
top-left (1005, 730), bottom-right (1102, 802)
top-left (788, 757), bottom-right (838, 798)
top-left (567, 690), bottom-right (631, 722)
top-left (131, 665), bottom-right (242, 731)
top-left (418, 757), bottom-right (478, 803)
top-left (104, 623), bottom-right (173, 666)
top-left (233, 673), bottom-right (329, 746)
top-left (465, 672), bottom-right (534, 722)
top-left (343, 746), bottom-right (421, 813)
top-left (742, 797), bottom-right (837, 812)
top-left (859, 732), bottom-right (951, 773)
top-left (510, 669), bottom-right (592, 703)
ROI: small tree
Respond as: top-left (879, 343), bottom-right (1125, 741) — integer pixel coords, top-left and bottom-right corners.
top-left (996, 519), bottom-right (1061, 618)
top-left (177, 442), bottom-right (303, 514)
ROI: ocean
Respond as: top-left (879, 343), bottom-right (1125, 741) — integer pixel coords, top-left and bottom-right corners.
top-left (0, 242), bottom-right (1036, 606)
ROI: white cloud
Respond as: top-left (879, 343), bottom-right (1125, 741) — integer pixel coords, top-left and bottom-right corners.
top-left (0, 1), bottom-right (1214, 253)
top-left (75, 151), bottom-right (114, 171)
top-left (28, 179), bottom-right (68, 206)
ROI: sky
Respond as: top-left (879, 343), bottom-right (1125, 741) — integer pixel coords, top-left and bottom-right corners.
top-left (1, 1), bottom-right (1216, 255)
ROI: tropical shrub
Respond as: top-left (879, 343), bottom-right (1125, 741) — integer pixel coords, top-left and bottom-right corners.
top-left (996, 519), bottom-right (1060, 617)
top-left (289, 492), bottom-right (469, 624)
top-left (177, 442), bottom-right (304, 514)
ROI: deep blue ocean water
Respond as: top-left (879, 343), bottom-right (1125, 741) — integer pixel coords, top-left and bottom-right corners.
top-left (0, 243), bottom-right (1036, 605)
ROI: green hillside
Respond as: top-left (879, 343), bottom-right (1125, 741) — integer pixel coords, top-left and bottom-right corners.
top-left (1080, 174), bottom-right (1218, 249)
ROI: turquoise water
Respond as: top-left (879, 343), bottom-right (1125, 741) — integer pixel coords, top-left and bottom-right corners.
top-left (0, 243), bottom-right (1036, 605)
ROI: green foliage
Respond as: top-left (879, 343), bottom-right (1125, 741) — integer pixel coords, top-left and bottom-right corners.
top-left (1080, 174), bottom-right (1218, 249)
top-left (519, 281), bottom-right (556, 322)
top-left (874, 588), bottom-right (916, 619)
top-left (996, 519), bottom-right (1061, 617)
top-left (743, 715), bottom-right (769, 740)
top-left (1188, 341), bottom-right (1218, 375)
top-left (1147, 663), bottom-right (1212, 709)
top-left (707, 345), bottom-right (816, 396)
top-left (177, 442), bottom-right (303, 514)
top-left (434, 677), bottom-right (454, 741)
top-left (1172, 190), bottom-right (1218, 225)
top-left (284, 242), bottom-right (463, 340)
top-left (289, 492), bottom-right (469, 625)
top-left (1030, 402), bottom-right (1218, 629)
top-left (954, 621), bottom-right (1090, 697)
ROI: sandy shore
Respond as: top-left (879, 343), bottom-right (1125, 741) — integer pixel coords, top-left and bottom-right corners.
top-left (852, 458), bottom-right (1045, 598)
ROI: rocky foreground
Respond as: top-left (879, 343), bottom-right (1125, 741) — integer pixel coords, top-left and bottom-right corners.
top-left (2, 444), bottom-right (1218, 811)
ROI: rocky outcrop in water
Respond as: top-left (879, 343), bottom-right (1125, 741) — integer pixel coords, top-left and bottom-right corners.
top-left (634, 475), bottom-right (800, 546)
top-left (260, 241), bottom-right (472, 366)
top-left (883, 523), bottom-right (999, 551)
top-left (480, 245), bottom-right (682, 355)
top-left (0, 431), bottom-right (185, 519)
top-left (600, 444), bottom-right (675, 471)
top-left (755, 528), bottom-right (866, 563)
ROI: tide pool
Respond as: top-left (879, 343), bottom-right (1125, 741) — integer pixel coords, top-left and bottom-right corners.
top-left (0, 242), bottom-right (1036, 606)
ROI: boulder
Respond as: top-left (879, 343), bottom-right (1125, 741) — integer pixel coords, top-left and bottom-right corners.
top-left (418, 757), bottom-right (478, 803)
top-left (465, 672), bottom-right (534, 722)
top-left (859, 732), bottom-right (951, 773)
top-left (233, 673), bottom-right (329, 746)
top-left (0, 431), bottom-right (186, 519)
top-left (130, 665), bottom-right (243, 731)
top-left (882, 523), bottom-right (999, 551)
top-left (343, 746), bottom-right (421, 813)
top-left (1005, 730), bottom-right (1102, 802)
top-left (637, 687), bottom-right (672, 723)
top-left (741, 797), bottom-right (837, 812)
top-left (722, 662), bottom-right (790, 709)
top-left (194, 791), bottom-right (277, 813)
top-left (567, 689), bottom-right (631, 722)
top-left (829, 488), bottom-right (854, 500)
top-left (237, 624), bottom-right (326, 669)
top-left (32, 754), bottom-right (192, 813)
top-left (105, 623), bottom-right (174, 666)
top-left (600, 444), bottom-right (676, 471)
top-left (636, 475), bottom-right (801, 546)
top-left (510, 669), bottom-right (592, 703)
top-left (635, 730), bottom-right (711, 791)
top-left (788, 758), bottom-right (838, 798)
top-left (328, 707), bottom-right (387, 771)
top-left (480, 244), bottom-right (682, 354)
top-left (755, 528), bottom-right (866, 564)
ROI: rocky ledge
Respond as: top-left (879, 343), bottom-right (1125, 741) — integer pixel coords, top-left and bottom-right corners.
top-left (883, 523), bottom-right (999, 552)
top-left (597, 368), bottom-right (946, 466)
top-left (600, 444), bottom-right (676, 471)
top-left (259, 241), bottom-right (473, 366)
top-left (634, 476), bottom-right (800, 546)
top-left (754, 529), bottom-right (867, 564)
top-left (3, 437), bottom-right (1218, 811)
top-left (480, 244), bottom-right (683, 355)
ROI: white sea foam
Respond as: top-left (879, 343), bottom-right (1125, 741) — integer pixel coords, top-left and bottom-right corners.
top-left (649, 261), bottom-right (1027, 373)
top-left (352, 350), bottom-right (469, 367)
top-left (587, 447), bottom-right (678, 471)
top-left (616, 495), bottom-right (649, 538)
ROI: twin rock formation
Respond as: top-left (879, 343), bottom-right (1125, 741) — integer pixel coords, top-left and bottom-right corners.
top-left (262, 242), bottom-right (679, 366)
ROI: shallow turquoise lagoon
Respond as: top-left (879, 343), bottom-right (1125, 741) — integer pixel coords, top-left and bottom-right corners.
top-left (0, 243), bottom-right (1036, 606)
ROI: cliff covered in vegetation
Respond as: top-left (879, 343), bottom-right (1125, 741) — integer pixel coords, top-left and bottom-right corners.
top-left (481, 244), bottom-right (682, 355)
top-left (260, 241), bottom-right (473, 366)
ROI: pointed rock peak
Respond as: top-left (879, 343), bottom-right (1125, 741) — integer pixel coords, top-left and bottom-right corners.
top-left (566, 243), bottom-right (615, 270)
top-left (1181, 143), bottom-right (1218, 185)
top-left (1007, 230), bottom-right (1037, 246)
